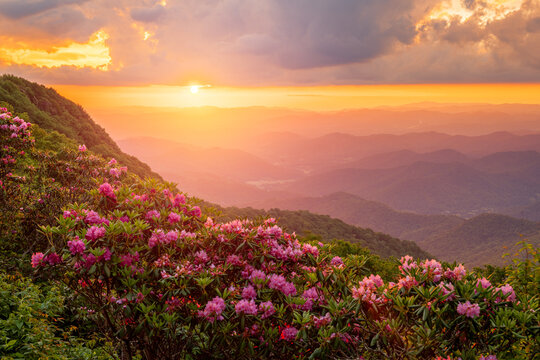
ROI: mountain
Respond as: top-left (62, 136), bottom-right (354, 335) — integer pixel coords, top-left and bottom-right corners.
top-left (118, 137), bottom-right (301, 182)
top-left (253, 192), bottom-right (540, 266)
top-left (276, 157), bottom-right (540, 217)
top-left (345, 149), bottom-right (470, 170)
top-left (0, 75), bottom-right (159, 179)
top-left (246, 132), bottom-right (540, 173)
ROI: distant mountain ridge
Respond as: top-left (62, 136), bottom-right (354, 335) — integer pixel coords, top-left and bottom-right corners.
top-left (254, 192), bottom-right (540, 266)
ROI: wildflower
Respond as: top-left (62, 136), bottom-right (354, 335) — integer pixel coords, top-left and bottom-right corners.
top-left (31, 252), bottom-right (45, 268)
top-left (312, 313), bottom-right (332, 328)
top-left (98, 182), bottom-right (116, 200)
top-left (398, 275), bottom-right (418, 290)
top-left (45, 253), bottom-right (62, 265)
top-left (242, 285), bottom-right (257, 300)
top-left (280, 327), bottom-right (298, 341)
top-left (194, 250), bottom-right (209, 263)
top-left (457, 301), bottom-right (481, 318)
top-left (168, 212), bottom-right (181, 223)
top-left (330, 256), bottom-right (344, 267)
top-left (67, 237), bottom-right (86, 255)
top-left (199, 297), bottom-right (226, 322)
top-left (78, 144), bottom-right (87, 152)
top-left (495, 284), bottom-right (516, 302)
top-left (85, 226), bottom-right (106, 241)
top-left (259, 301), bottom-right (275, 319)
top-left (145, 210), bottom-right (160, 220)
top-left (477, 277), bottom-right (491, 289)
top-left (235, 299), bottom-right (258, 315)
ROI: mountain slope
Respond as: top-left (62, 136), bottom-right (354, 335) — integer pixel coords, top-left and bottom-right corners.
top-left (278, 160), bottom-right (540, 216)
top-left (0, 75), bottom-right (159, 179)
top-left (253, 192), bottom-right (540, 266)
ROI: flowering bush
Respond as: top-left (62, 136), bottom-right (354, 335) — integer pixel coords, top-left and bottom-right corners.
top-left (4, 107), bottom-right (536, 359)
top-left (35, 166), bottom-right (538, 359)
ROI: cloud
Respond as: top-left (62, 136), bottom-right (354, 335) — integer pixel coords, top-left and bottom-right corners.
top-left (0, 0), bottom-right (539, 86)
top-left (130, 5), bottom-right (166, 23)
top-left (0, 0), bottom-right (88, 19)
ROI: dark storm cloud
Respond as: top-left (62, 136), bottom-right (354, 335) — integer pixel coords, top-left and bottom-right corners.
top-left (0, 0), bottom-right (87, 19)
top-left (252, 0), bottom-right (424, 69)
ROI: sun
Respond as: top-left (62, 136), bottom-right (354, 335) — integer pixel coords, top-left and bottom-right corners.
top-left (190, 85), bottom-right (199, 94)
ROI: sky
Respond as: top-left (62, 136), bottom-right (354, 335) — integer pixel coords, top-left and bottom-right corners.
top-left (0, 0), bottom-right (539, 110)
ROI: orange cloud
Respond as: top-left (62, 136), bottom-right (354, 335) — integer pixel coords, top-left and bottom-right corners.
top-left (0, 30), bottom-right (111, 70)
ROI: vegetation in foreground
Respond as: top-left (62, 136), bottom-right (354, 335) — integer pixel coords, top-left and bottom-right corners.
top-left (1, 106), bottom-right (538, 359)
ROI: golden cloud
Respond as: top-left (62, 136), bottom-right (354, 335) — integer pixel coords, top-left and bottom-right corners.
top-left (0, 30), bottom-right (111, 70)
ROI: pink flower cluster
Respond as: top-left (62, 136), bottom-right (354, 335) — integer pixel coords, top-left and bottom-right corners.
top-left (268, 274), bottom-right (297, 296)
top-left (457, 301), bottom-right (481, 318)
top-left (85, 226), bottom-right (106, 241)
top-left (258, 301), bottom-right (275, 319)
top-left (235, 299), bottom-right (258, 315)
top-left (280, 327), bottom-right (298, 341)
top-left (199, 296), bottom-right (226, 322)
top-left (495, 284), bottom-right (516, 302)
top-left (352, 274), bottom-right (385, 304)
top-left (98, 182), bottom-right (116, 200)
top-left (68, 237), bottom-right (86, 255)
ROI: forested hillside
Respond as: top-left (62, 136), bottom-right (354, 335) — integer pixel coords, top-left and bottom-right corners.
top-left (0, 75), bottom-right (159, 179)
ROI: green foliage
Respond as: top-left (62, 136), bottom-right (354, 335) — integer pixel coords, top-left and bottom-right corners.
top-left (0, 75), bottom-right (159, 179)
top-left (0, 273), bottom-right (114, 359)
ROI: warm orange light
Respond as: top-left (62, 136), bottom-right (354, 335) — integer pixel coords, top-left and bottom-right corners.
top-left (0, 30), bottom-right (111, 70)
top-left (53, 83), bottom-right (540, 111)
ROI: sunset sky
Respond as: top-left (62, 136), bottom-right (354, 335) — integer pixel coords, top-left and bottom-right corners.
top-left (0, 0), bottom-right (539, 111)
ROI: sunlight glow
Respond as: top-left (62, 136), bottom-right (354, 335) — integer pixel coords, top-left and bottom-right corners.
top-left (0, 30), bottom-right (111, 70)
top-left (421, 0), bottom-right (525, 26)
top-left (190, 86), bottom-right (200, 94)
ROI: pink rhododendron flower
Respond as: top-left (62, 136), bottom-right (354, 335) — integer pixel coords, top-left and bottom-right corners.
top-left (165, 230), bottom-right (178, 244)
top-left (302, 243), bottom-right (319, 257)
top-left (268, 274), bottom-right (296, 296)
top-left (422, 259), bottom-right (443, 282)
top-left (31, 252), bottom-right (45, 268)
top-left (168, 212), bottom-right (181, 223)
top-left (45, 253), bottom-right (62, 265)
top-left (495, 284), bottom-right (516, 302)
top-left (194, 250), bottom-right (209, 263)
top-left (398, 275), bottom-right (418, 290)
top-left (173, 193), bottom-right (186, 207)
top-left (67, 237), bottom-right (85, 255)
top-left (477, 277), bottom-right (491, 289)
top-left (145, 210), bottom-right (160, 220)
top-left (78, 144), bottom-right (87, 152)
top-left (109, 168), bottom-right (121, 178)
top-left (259, 301), bottom-right (275, 319)
top-left (399, 255), bottom-right (417, 272)
top-left (85, 226), bottom-right (106, 241)
top-left (235, 299), bottom-right (258, 315)
top-left (108, 158), bottom-right (117, 165)
top-left (280, 327), bottom-right (298, 341)
top-left (98, 182), bottom-right (116, 200)
top-left (438, 282), bottom-right (455, 300)
top-left (199, 296), bottom-right (226, 322)
top-left (330, 256), bottom-right (344, 267)
top-left (242, 285), bottom-right (257, 300)
top-left (226, 254), bottom-right (243, 266)
top-left (313, 313), bottom-right (332, 328)
top-left (457, 301), bottom-right (480, 318)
